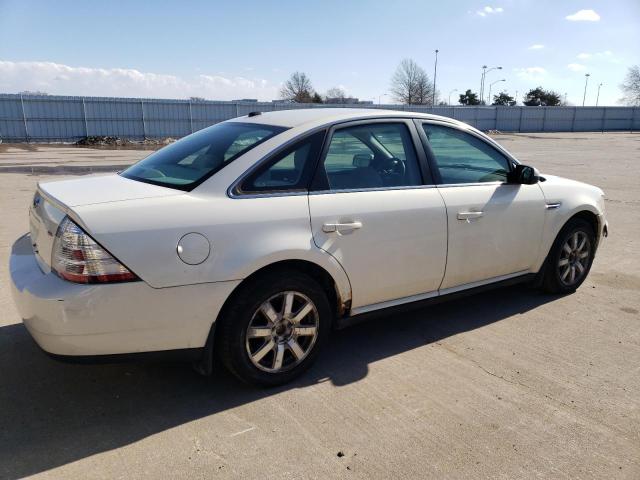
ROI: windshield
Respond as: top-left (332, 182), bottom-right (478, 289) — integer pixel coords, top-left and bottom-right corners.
top-left (121, 122), bottom-right (286, 190)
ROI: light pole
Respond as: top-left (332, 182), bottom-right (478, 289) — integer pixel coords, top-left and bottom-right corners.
top-left (596, 83), bottom-right (603, 106)
top-left (448, 89), bottom-right (458, 105)
top-left (488, 79), bottom-right (506, 105)
top-left (514, 90), bottom-right (518, 106)
top-left (378, 94), bottom-right (388, 105)
top-left (582, 73), bottom-right (590, 106)
top-left (564, 92), bottom-right (568, 105)
top-left (480, 66), bottom-right (502, 104)
top-left (432, 49), bottom-right (439, 106)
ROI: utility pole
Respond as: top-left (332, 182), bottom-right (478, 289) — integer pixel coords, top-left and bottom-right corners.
top-left (480, 66), bottom-right (502, 104)
top-left (514, 90), bottom-right (518, 106)
top-left (596, 83), bottom-right (603, 106)
top-left (432, 49), bottom-right (439, 106)
top-left (582, 73), bottom-right (590, 107)
top-left (480, 66), bottom-right (487, 104)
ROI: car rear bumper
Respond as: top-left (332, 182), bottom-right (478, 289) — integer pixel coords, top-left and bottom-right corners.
top-left (10, 233), bottom-right (240, 357)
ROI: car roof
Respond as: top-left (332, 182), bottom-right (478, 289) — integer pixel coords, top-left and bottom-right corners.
top-left (227, 107), bottom-right (463, 129)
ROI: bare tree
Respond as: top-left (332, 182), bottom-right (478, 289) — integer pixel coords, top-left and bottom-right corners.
top-left (620, 65), bottom-right (640, 106)
top-left (390, 59), bottom-right (434, 105)
top-left (280, 72), bottom-right (314, 103)
top-left (325, 86), bottom-right (347, 103)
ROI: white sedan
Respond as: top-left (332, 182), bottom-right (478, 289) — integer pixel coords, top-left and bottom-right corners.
top-left (10, 109), bottom-right (608, 385)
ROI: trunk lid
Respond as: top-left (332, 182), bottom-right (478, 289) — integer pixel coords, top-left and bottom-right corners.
top-left (38, 173), bottom-right (183, 207)
top-left (29, 174), bottom-right (182, 270)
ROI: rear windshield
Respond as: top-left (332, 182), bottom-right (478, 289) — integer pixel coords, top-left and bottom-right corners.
top-left (121, 122), bottom-right (286, 190)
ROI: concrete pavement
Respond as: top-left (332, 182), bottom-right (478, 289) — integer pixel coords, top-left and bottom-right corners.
top-left (0, 133), bottom-right (638, 479)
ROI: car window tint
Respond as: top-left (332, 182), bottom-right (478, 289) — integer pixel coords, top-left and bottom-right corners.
top-left (323, 123), bottom-right (422, 190)
top-left (241, 130), bottom-right (325, 193)
top-left (121, 122), bottom-right (286, 191)
top-left (422, 124), bottom-right (509, 184)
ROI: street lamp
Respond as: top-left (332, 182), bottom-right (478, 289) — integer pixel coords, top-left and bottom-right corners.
top-left (432, 49), bottom-right (439, 106)
top-left (488, 79), bottom-right (506, 105)
top-left (596, 83), bottom-right (603, 106)
top-left (378, 93), bottom-right (388, 105)
top-left (448, 88), bottom-right (458, 105)
top-left (582, 73), bottom-right (590, 107)
top-left (480, 65), bottom-right (502, 104)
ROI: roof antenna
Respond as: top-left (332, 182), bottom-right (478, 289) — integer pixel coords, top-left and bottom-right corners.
top-left (247, 111), bottom-right (262, 117)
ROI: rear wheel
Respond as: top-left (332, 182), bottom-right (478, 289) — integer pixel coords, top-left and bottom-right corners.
top-left (542, 218), bottom-right (595, 294)
top-left (216, 270), bottom-right (331, 386)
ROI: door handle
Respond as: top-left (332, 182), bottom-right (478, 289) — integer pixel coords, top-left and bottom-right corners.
top-left (457, 211), bottom-right (484, 221)
top-left (322, 221), bottom-right (363, 233)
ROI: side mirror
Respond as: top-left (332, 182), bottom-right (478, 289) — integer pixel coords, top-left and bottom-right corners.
top-left (508, 164), bottom-right (540, 185)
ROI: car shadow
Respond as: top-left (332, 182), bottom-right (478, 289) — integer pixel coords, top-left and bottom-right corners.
top-left (0, 286), bottom-right (558, 479)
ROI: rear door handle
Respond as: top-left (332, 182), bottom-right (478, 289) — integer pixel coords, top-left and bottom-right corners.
top-left (322, 221), bottom-right (363, 233)
top-left (457, 211), bottom-right (484, 220)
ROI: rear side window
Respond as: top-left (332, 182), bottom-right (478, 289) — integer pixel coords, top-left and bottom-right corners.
top-left (121, 122), bottom-right (286, 191)
top-left (240, 130), bottom-right (326, 193)
top-left (422, 124), bottom-right (510, 184)
top-left (321, 123), bottom-right (422, 191)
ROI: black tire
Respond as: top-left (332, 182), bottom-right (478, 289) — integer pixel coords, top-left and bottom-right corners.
top-left (541, 218), bottom-right (596, 294)
top-left (215, 269), bottom-right (332, 387)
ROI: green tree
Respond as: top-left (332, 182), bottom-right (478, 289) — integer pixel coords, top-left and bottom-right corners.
top-left (311, 92), bottom-right (323, 103)
top-left (492, 92), bottom-right (516, 106)
top-left (458, 89), bottom-right (481, 105)
top-left (523, 87), bottom-right (562, 106)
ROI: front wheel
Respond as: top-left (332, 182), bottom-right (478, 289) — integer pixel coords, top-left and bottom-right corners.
top-left (541, 218), bottom-right (596, 294)
top-left (216, 270), bottom-right (332, 386)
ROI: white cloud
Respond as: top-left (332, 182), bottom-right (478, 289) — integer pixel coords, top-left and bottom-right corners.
top-left (476, 6), bottom-right (503, 16)
top-left (514, 66), bottom-right (547, 81)
top-left (575, 50), bottom-right (618, 63)
top-left (528, 44), bottom-right (545, 50)
top-left (566, 9), bottom-right (600, 21)
top-left (0, 60), bottom-right (280, 100)
top-left (567, 63), bottom-right (587, 71)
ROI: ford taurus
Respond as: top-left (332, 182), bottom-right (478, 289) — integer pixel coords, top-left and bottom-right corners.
top-left (10, 109), bottom-right (608, 385)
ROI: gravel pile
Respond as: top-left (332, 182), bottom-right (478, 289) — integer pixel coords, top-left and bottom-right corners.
top-left (75, 136), bottom-right (176, 146)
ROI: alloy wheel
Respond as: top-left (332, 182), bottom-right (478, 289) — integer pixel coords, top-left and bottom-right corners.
top-left (557, 231), bottom-right (591, 286)
top-left (245, 291), bottom-right (319, 373)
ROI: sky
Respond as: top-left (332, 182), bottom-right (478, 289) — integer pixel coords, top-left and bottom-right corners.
top-left (0, 0), bottom-right (638, 106)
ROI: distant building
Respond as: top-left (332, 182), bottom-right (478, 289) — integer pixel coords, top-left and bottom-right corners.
top-left (233, 98), bottom-right (258, 103)
top-left (325, 97), bottom-right (373, 105)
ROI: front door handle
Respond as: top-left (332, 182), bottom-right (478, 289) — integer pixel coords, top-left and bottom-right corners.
top-left (322, 221), bottom-right (363, 233)
top-left (457, 211), bottom-right (484, 221)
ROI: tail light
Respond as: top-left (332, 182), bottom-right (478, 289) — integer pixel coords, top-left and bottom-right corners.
top-left (51, 217), bottom-right (138, 284)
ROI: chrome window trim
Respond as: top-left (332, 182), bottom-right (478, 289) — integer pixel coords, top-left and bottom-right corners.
top-left (436, 181), bottom-right (507, 188)
top-left (308, 184), bottom-right (437, 196)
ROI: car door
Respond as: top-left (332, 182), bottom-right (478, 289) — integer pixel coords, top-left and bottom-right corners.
top-left (417, 121), bottom-right (546, 291)
top-left (308, 119), bottom-right (447, 313)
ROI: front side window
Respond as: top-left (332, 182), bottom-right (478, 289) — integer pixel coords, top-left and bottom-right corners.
top-left (422, 124), bottom-right (510, 184)
top-left (321, 123), bottom-right (422, 191)
top-left (240, 130), bottom-right (325, 193)
top-left (121, 122), bottom-right (286, 190)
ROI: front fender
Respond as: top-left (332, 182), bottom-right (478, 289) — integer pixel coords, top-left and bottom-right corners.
top-left (533, 176), bottom-right (606, 271)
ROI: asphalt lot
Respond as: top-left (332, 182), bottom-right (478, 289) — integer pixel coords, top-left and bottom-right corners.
top-left (0, 133), bottom-right (639, 479)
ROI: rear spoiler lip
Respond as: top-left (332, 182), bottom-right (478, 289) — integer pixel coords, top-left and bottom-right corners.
top-left (36, 183), bottom-right (90, 233)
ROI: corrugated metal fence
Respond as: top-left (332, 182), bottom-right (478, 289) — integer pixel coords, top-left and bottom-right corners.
top-left (1, 93), bottom-right (638, 142)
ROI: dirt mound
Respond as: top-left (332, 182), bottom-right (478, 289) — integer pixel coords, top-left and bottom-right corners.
top-left (75, 136), bottom-right (177, 146)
